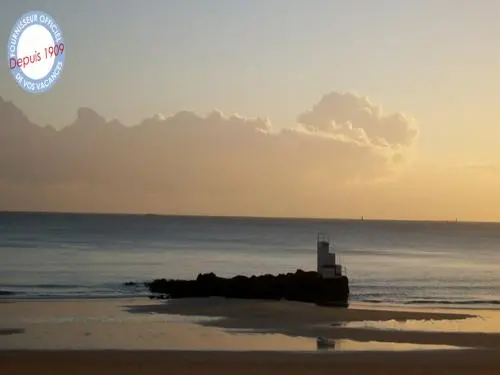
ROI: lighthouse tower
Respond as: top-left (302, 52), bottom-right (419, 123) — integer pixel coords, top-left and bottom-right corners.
top-left (316, 233), bottom-right (343, 279)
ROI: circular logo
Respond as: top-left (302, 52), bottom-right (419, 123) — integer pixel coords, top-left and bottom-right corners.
top-left (7, 11), bottom-right (65, 94)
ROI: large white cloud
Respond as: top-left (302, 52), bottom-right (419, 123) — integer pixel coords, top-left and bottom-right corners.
top-left (296, 92), bottom-right (418, 171)
top-left (297, 92), bottom-right (418, 146)
top-left (0, 92), bottom-right (420, 215)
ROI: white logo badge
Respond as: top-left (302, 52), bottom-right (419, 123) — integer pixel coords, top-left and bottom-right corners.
top-left (7, 11), bottom-right (65, 94)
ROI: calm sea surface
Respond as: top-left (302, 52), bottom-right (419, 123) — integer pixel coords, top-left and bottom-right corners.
top-left (1, 212), bottom-right (499, 307)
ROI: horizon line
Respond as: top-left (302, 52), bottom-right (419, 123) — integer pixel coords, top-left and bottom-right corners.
top-left (0, 209), bottom-right (498, 225)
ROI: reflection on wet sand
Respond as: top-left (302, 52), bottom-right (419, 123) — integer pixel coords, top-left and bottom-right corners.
top-left (315, 337), bottom-right (467, 352)
top-left (339, 309), bottom-right (500, 333)
top-left (0, 298), bottom-right (495, 352)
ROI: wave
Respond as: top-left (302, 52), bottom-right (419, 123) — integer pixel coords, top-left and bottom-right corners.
top-left (358, 297), bottom-right (500, 306)
top-left (404, 299), bottom-right (500, 305)
top-left (0, 290), bottom-right (17, 295)
top-left (1, 283), bottom-right (86, 289)
top-left (0, 282), bottom-right (146, 289)
top-left (0, 281), bottom-right (149, 300)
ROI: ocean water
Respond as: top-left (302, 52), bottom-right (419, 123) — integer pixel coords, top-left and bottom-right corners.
top-left (1, 212), bottom-right (500, 307)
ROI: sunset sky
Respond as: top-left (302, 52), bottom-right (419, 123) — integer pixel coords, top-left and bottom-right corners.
top-left (1, 1), bottom-right (499, 221)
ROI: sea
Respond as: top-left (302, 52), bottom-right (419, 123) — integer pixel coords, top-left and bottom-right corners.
top-left (1, 212), bottom-right (499, 308)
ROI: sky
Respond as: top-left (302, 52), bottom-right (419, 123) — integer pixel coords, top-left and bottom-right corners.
top-left (0, 1), bottom-right (499, 221)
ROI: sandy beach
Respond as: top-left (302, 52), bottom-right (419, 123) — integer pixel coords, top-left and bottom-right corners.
top-left (2, 298), bottom-right (500, 374)
top-left (2, 349), bottom-right (500, 375)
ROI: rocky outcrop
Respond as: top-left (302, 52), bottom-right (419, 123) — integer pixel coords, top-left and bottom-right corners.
top-left (146, 270), bottom-right (349, 307)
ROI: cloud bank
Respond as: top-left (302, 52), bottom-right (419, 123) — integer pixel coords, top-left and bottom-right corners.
top-left (0, 92), bottom-right (419, 216)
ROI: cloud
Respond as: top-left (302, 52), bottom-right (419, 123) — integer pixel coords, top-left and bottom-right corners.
top-left (0, 92), bottom-right (419, 216)
top-left (154, 113), bottom-right (166, 121)
top-left (296, 92), bottom-right (418, 166)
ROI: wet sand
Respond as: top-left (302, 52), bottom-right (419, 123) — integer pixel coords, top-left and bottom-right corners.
top-left (128, 297), bottom-right (475, 323)
top-left (127, 297), bottom-right (500, 348)
top-left (2, 298), bottom-right (500, 374)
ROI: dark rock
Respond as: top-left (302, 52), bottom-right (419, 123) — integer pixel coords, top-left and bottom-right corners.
top-left (146, 269), bottom-right (349, 307)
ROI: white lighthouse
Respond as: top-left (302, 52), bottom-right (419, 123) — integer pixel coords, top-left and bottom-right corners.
top-left (316, 233), bottom-right (343, 279)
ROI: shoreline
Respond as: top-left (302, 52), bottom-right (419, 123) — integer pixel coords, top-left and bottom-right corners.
top-left (2, 295), bottom-right (500, 312)
top-left (1, 296), bottom-right (482, 322)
